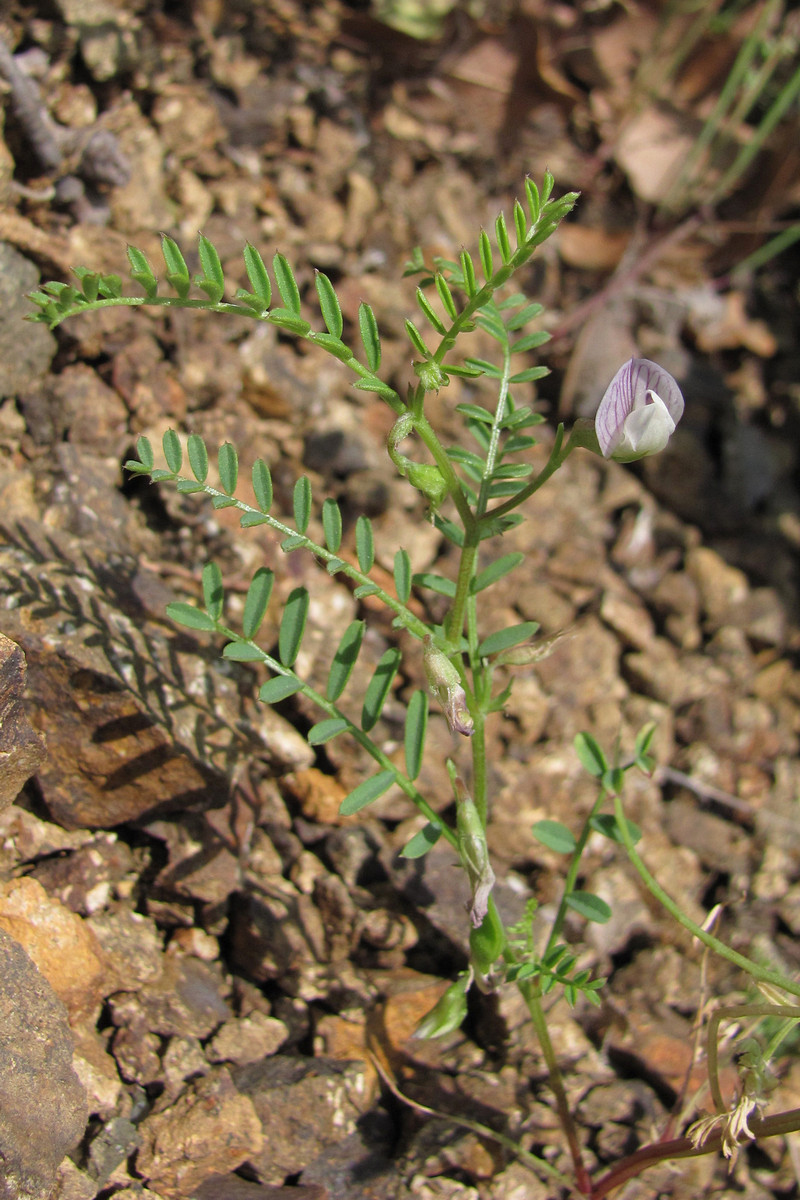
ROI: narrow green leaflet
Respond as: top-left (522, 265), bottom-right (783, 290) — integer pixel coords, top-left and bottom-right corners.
top-left (315, 271), bottom-right (343, 338)
top-left (339, 770), bottom-right (395, 816)
top-left (128, 435), bottom-right (154, 473)
top-left (127, 245), bottom-right (158, 298)
top-left (479, 229), bottom-right (493, 280)
top-left (470, 553), bottom-right (524, 594)
top-left (278, 586), bottom-right (309, 667)
top-left (400, 821), bottom-right (442, 858)
top-left (355, 515), bottom-right (374, 573)
top-left (222, 642), bottom-right (264, 661)
top-left (202, 561), bottom-right (224, 620)
top-left (477, 622), bottom-right (539, 658)
top-left (217, 442), bottom-right (238, 494)
top-left (326, 620), bottom-right (365, 702)
top-left (394, 548), bottom-right (411, 603)
top-left (404, 688), bottom-right (428, 781)
top-left (161, 235), bottom-right (190, 299)
top-left (293, 476), bottom-right (312, 534)
top-left (197, 234), bottom-right (224, 303)
top-left (252, 459), bottom-right (273, 512)
top-left (589, 814), bottom-right (643, 847)
top-left (259, 675), bottom-right (302, 703)
top-left (532, 820), bottom-right (576, 855)
top-left (242, 568), bottom-right (273, 639)
top-left (243, 243), bottom-right (271, 307)
top-left (162, 429), bottom-right (182, 474)
top-left (358, 302), bottom-right (381, 371)
top-left (322, 498), bottom-right (343, 553)
top-left (273, 252), bottom-right (301, 315)
top-left (187, 433), bottom-right (209, 483)
top-left (165, 602), bottom-right (216, 632)
top-left (308, 718), bottom-right (350, 746)
top-left (412, 572), bottom-right (456, 599)
top-left (574, 732), bottom-right (608, 778)
top-left (361, 647), bottom-right (401, 731)
top-left (565, 891), bottom-right (612, 925)
top-left (416, 288), bottom-right (447, 335)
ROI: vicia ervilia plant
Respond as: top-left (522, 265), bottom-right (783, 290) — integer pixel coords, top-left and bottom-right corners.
top-left (28, 173), bottom-right (800, 1198)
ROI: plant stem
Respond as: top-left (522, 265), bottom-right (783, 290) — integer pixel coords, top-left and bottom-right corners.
top-left (613, 792), bottom-right (800, 1000)
top-left (519, 980), bottom-right (593, 1195)
top-left (488, 424), bottom-right (571, 520)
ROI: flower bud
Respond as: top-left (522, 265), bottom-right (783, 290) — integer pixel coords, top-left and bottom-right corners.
top-left (595, 358), bottom-right (684, 462)
top-left (423, 636), bottom-right (474, 737)
top-left (455, 778), bottom-right (496, 929)
top-left (406, 462), bottom-right (448, 508)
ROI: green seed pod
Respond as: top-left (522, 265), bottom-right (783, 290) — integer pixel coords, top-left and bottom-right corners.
top-left (469, 897), bottom-right (505, 990)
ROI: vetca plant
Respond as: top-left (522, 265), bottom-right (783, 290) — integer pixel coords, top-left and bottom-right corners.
top-left (27, 172), bottom-right (800, 1197)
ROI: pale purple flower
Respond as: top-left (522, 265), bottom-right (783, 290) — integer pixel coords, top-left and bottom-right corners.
top-left (595, 358), bottom-right (684, 462)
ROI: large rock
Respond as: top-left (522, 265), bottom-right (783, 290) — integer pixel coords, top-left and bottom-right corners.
top-left (0, 929), bottom-right (87, 1200)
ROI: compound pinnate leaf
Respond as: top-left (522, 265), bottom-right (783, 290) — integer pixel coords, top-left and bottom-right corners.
top-left (278, 586), bottom-right (309, 667)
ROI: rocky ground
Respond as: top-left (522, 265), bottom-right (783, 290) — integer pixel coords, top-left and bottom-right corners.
top-left (1, 2), bottom-right (800, 1199)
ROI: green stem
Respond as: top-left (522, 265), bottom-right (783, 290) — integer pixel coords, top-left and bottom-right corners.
top-left (470, 708), bottom-right (488, 827)
top-left (613, 792), bottom-right (800, 1000)
top-left (444, 532), bottom-right (479, 646)
top-left (487, 424), bottom-right (572, 521)
top-left (476, 341), bottom-right (512, 518)
top-left (519, 980), bottom-right (592, 1194)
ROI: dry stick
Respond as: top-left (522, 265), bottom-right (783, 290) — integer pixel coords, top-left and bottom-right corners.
top-left (548, 214), bottom-right (704, 344)
top-left (592, 1107), bottom-right (800, 1200)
